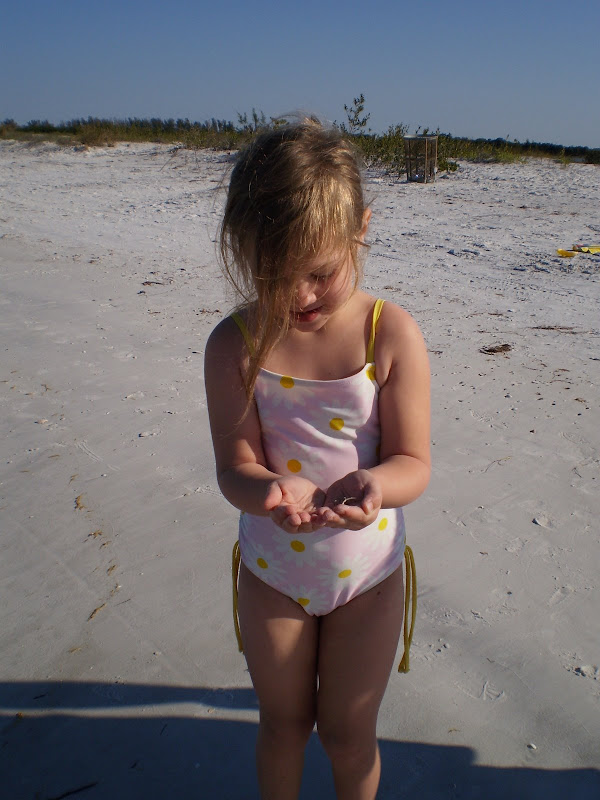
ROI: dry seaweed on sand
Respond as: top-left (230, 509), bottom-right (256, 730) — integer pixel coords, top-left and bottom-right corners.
top-left (479, 344), bottom-right (512, 355)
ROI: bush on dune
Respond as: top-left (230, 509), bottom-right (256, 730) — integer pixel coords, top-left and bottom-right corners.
top-left (1, 100), bottom-right (598, 171)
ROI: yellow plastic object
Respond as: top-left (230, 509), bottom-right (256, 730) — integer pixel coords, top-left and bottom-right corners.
top-left (558, 244), bottom-right (600, 257)
top-left (573, 244), bottom-right (600, 254)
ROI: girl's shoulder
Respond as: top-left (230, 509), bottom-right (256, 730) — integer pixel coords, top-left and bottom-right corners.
top-left (356, 292), bottom-right (424, 346)
top-left (377, 298), bottom-right (423, 339)
top-left (374, 299), bottom-right (428, 385)
top-left (205, 310), bottom-right (250, 367)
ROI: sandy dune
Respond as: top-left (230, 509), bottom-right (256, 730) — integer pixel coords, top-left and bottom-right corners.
top-left (1, 141), bottom-right (599, 798)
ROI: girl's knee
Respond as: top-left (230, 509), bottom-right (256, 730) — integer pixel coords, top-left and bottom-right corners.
top-left (316, 717), bottom-right (377, 765)
top-left (260, 710), bottom-right (315, 748)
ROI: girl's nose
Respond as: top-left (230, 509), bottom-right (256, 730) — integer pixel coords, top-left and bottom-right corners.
top-left (295, 278), bottom-right (316, 307)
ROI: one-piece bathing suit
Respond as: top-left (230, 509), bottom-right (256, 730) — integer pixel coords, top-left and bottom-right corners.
top-left (232, 298), bottom-right (406, 616)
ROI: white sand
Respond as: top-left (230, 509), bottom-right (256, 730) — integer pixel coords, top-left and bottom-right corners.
top-left (1, 141), bottom-right (599, 799)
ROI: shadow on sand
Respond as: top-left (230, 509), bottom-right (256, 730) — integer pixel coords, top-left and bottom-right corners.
top-left (1, 682), bottom-right (598, 799)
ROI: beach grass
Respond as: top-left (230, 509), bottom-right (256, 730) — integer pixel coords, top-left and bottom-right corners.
top-left (1, 116), bottom-right (598, 173)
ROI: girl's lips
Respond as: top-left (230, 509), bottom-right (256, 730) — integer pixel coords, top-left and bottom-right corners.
top-left (293, 307), bottom-right (322, 322)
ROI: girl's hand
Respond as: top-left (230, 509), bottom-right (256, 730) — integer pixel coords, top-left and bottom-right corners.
top-left (319, 470), bottom-right (382, 531)
top-left (265, 476), bottom-right (327, 534)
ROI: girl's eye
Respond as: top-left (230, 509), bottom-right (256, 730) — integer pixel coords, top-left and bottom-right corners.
top-left (312, 272), bottom-right (334, 282)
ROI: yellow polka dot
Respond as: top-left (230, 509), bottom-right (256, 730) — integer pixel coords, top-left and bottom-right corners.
top-left (329, 418), bottom-right (344, 431)
top-left (256, 557), bottom-right (268, 569)
top-left (287, 459), bottom-right (302, 473)
top-left (366, 364), bottom-right (376, 381)
top-left (290, 540), bottom-right (305, 552)
top-left (280, 376), bottom-right (294, 389)
top-left (338, 569), bottom-right (352, 579)
top-left (378, 518), bottom-right (388, 531)
top-left (297, 597), bottom-right (310, 607)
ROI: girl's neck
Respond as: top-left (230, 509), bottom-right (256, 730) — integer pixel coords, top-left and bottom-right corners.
top-left (264, 291), bottom-right (375, 381)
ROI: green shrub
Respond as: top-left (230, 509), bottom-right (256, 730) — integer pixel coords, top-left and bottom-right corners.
top-left (2, 110), bottom-right (598, 169)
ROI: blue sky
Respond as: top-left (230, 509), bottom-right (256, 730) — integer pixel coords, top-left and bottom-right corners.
top-left (2, 0), bottom-right (599, 148)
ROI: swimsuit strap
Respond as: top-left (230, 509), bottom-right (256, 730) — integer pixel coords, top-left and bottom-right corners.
top-left (230, 312), bottom-right (255, 356)
top-left (366, 298), bottom-right (385, 364)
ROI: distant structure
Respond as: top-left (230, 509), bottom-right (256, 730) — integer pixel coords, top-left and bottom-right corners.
top-left (404, 135), bottom-right (438, 183)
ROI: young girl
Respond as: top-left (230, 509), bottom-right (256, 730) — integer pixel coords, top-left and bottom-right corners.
top-left (205, 120), bottom-right (430, 800)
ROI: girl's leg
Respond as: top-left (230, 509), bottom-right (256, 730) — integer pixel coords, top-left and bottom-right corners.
top-left (316, 567), bottom-right (404, 800)
top-left (237, 562), bottom-right (319, 800)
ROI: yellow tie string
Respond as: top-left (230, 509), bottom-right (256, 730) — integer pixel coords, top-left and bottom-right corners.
top-left (232, 541), bottom-right (243, 652)
top-left (398, 545), bottom-right (417, 673)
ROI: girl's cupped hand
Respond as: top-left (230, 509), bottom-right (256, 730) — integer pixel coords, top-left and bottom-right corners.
top-left (265, 470), bottom-right (382, 533)
top-left (318, 469), bottom-right (382, 530)
top-left (264, 476), bottom-right (327, 533)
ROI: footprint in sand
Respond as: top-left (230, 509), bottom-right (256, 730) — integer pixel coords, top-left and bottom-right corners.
top-left (480, 680), bottom-right (506, 701)
top-left (457, 679), bottom-right (506, 702)
top-left (569, 665), bottom-right (599, 680)
top-left (413, 639), bottom-right (451, 663)
top-left (429, 606), bottom-right (469, 629)
top-left (549, 585), bottom-right (575, 606)
top-left (486, 588), bottom-right (518, 618)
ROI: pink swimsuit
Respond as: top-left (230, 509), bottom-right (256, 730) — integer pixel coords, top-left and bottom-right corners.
top-left (233, 299), bottom-right (406, 616)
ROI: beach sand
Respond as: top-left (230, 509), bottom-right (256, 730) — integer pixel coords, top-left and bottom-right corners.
top-left (1, 140), bottom-right (599, 799)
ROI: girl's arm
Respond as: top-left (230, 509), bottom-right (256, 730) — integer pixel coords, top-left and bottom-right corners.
top-left (204, 317), bottom-right (325, 529)
top-left (204, 317), bottom-right (279, 515)
top-left (322, 303), bottom-right (430, 523)
top-left (369, 301), bottom-right (431, 507)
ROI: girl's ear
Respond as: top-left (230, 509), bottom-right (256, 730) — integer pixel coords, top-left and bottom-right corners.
top-left (359, 208), bottom-right (372, 241)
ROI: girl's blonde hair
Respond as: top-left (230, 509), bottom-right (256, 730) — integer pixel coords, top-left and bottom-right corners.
top-left (220, 118), bottom-right (367, 402)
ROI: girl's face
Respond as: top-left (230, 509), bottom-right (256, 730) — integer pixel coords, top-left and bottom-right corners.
top-left (290, 210), bottom-right (371, 330)
top-left (290, 250), bottom-right (355, 329)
